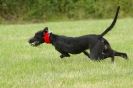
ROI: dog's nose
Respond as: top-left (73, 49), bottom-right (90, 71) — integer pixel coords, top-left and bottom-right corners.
top-left (28, 38), bottom-right (33, 43)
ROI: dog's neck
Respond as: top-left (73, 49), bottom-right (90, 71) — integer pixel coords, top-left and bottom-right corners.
top-left (43, 32), bottom-right (57, 44)
top-left (50, 33), bottom-right (58, 44)
top-left (43, 32), bottom-right (51, 44)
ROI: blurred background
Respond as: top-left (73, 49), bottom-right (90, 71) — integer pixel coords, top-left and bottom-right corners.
top-left (0, 0), bottom-right (132, 23)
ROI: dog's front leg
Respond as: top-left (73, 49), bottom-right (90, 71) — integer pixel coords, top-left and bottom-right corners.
top-left (83, 51), bottom-right (90, 58)
top-left (60, 53), bottom-right (70, 58)
top-left (55, 47), bottom-right (70, 58)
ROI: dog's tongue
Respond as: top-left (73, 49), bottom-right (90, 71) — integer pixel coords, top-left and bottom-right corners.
top-left (43, 32), bottom-right (51, 44)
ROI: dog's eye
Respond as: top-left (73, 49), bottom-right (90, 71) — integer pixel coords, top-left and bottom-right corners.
top-left (35, 36), bottom-right (39, 39)
top-left (35, 33), bottom-right (38, 36)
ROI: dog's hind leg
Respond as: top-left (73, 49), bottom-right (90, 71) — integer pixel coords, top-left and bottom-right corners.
top-left (113, 50), bottom-right (128, 60)
top-left (111, 56), bottom-right (115, 63)
top-left (83, 51), bottom-right (90, 58)
top-left (101, 49), bottom-right (128, 62)
top-left (90, 40), bottom-right (105, 60)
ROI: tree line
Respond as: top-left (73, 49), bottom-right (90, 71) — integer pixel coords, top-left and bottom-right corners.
top-left (0, 0), bottom-right (132, 23)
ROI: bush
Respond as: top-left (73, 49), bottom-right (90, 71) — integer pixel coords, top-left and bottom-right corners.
top-left (0, 0), bottom-right (132, 23)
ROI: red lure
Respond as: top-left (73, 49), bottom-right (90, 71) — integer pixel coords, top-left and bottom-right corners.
top-left (43, 32), bottom-right (51, 44)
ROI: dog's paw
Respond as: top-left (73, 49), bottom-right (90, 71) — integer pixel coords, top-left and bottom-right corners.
top-left (60, 55), bottom-right (64, 58)
top-left (122, 53), bottom-right (128, 60)
top-left (60, 54), bottom-right (70, 59)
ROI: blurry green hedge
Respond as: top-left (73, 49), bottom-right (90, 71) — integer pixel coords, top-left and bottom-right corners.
top-left (0, 0), bottom-right (132, 23)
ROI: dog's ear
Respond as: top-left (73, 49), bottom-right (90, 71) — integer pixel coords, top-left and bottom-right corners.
top-left (43, 27), bottom-right (48, 33)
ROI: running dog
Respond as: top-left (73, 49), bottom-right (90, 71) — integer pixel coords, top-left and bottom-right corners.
top-left (28, 6), bottom-right (128, 62)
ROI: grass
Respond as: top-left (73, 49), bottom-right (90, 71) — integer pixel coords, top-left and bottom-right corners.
top-left (0, 18), bottom-right (133, 88)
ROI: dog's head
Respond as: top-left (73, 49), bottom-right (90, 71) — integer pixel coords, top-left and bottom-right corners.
top-left (28, 27), bottom-right (51, 47)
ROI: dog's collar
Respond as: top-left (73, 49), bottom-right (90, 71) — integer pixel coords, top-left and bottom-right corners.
top-left (43, 32), bottom-right (51, 44)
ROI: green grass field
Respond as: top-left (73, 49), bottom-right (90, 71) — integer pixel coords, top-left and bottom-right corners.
top-left (0, 18), bottom-right (133, 88)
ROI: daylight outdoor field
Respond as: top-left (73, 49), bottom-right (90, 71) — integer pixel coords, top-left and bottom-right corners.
top-left (0, 18), bottom-right (133, 88)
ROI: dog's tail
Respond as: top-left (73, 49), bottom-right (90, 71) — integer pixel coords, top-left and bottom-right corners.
top-left (99, 6), bottom-right (120, 38)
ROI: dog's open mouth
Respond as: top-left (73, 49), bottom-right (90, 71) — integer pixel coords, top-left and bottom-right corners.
top-left (30, 42), bottom-right (37, 46)
top-left (28, 38), bottom-right (40, 47)
top-left (30, 41), bottom-right (40, 46)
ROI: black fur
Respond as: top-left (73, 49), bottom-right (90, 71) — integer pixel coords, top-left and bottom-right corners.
top-left (99, 6), bottom-right (120, 38)
top-left (29, 6), bottom-right (128, 62)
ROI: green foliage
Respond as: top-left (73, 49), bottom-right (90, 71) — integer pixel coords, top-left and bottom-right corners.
top-left (0, 0), bottom-right (132, 22)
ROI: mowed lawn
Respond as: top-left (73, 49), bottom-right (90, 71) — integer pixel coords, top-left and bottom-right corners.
top-left (0, 18), bottom-right (133, 88)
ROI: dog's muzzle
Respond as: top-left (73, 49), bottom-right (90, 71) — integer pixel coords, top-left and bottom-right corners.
top-left (28, 38), bottom-right (39, 46)
top-left (31, 41), bottom-right (40, 46)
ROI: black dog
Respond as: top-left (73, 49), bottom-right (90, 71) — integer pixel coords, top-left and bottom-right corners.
top-left (29, 6), bottom-right (128, 62)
